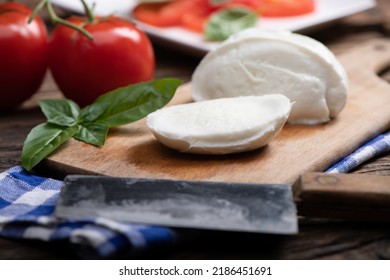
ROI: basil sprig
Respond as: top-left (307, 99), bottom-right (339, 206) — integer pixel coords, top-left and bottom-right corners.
top-left (205, 7), bottom-right (258, 41)
top-left (21, 78), bottom-right (181, 171)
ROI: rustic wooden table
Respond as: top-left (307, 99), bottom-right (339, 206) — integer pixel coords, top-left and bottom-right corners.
top-left (1, 0), bottom-right (390, 259)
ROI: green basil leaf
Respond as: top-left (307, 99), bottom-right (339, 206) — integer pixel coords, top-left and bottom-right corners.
top-left (21, 78), bottom-right (181, 170)
top-left (21, 123), bottom-right (79, 171)
top-left (94, 78), bottom-right (181, 127)
top-left (204, 7), bottom-right (258, 41)
top-left (74, 122), bottom-right (109, 147)
top-left (39, 99), bottom-right (80, 127)
top-left (79, 101), bottom-right (110, 122)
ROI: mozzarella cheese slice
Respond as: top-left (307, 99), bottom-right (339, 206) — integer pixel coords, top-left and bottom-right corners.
top-left (192, 29), bottom-right (348, 125)
top-left (147, 94), bottom-right (292, 154)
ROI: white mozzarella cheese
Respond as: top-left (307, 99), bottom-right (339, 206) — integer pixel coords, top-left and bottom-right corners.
top-left (192, 29), bottom-right (348, 125)
top-left (147, 94), bottom-right (292, 154)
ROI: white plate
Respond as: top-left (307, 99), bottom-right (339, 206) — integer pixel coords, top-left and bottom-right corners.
top-left (51, 0), bottom-right (376, 55)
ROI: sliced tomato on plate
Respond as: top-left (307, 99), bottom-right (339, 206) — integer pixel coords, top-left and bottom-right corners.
top-left (132, 0), bottom-right (315, 33)
top-left (181, 0), bottom-right (217, 33)
top-left (259, 0), bottom-right (315, 17)
top-left (133, 0), bottom-right (218, 32)
top-left (181, 11), bottom-right (209, 33)
top-left (218, 0), bottom-right (265, 11)
top-left (132, 1), bottom-right (193, 27)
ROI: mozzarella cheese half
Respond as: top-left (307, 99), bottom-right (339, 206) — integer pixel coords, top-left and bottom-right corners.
top-left (147, 94), bottom-right (292, 154)
top-left (192, 29), bottom-right (348, 125)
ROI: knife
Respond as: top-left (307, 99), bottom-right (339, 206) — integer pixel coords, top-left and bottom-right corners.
top-left (55, 172), bottom-right (390, 236)
top-left (55, 176), bottom-right (298, 235)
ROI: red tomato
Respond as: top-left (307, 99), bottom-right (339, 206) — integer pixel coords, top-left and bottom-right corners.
top-left (48, 16), bottom-right (155, 107)
top-left (259, 0), bottom-right (315, 17)
top-left (0, 2), bottom-right (48, 111)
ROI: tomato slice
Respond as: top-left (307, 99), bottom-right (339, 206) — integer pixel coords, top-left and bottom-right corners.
top-left (133, 0), bottom-right (315, 33)
top-left (259, 0), bottom-right (315, 17)
top-left (181, 12), bottom-right (208, 33)
top-left (133, 0), bottom-right (218, 33)
top-left (132, 1), bottom-right (193, 27)
top-left (181, 0), bottom-right (216, 33)
top-left (218, 0), bottom-right (265, 11)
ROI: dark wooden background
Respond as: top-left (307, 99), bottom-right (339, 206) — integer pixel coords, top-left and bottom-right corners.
top-left (1, 0), bottom-right (390, 259)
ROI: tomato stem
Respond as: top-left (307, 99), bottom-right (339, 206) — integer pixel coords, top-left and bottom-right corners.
top-left (28, 0), bottom-right (47, 23)
top-left (47, 1), bottom-right (93, 40)
top-left (29, 0), bottom-right (93, 41)
top-left (80, 0), bottom-right (96, 24)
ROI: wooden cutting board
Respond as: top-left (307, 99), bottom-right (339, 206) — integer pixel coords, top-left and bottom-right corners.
top-left (44, 39), bottom-right (390, 184)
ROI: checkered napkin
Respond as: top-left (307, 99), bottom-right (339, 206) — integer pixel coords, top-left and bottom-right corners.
top-left (1, 132), bottom-right (389, 259)
top-left (326, 132), bottom-right (390, 173)
top-left (0, 166), bottom-right (176, 259)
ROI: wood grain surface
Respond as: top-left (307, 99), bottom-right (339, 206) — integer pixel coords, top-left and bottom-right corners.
top-left (1, 0), bottom-right (390, 260)
top-left (44, 39), bottom-right (390, 185)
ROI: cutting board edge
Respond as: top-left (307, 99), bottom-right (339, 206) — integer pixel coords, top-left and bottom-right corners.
top-left (42, 38), bottom-right (390, 184)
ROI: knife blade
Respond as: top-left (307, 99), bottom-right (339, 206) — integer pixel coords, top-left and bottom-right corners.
top-left (55, 176), bottom-right (298, 235)
top-left (55, 172), bottom-right (390, 236)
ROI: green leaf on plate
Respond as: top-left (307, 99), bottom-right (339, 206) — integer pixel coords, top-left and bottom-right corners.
top-left (21, 123), bottom-right (79, 171)
top-left (38, 99), bottom-right (80, 127)
top-left (204, 7), bottom-right (258, 41)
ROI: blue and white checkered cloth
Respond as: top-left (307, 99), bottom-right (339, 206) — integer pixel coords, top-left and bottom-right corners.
top-left (326, 132), bottom-right (390, 173)
top-left (1, 131), bottom-right (389, 258)
top-left (0, 166), bottom-right (176, 259)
